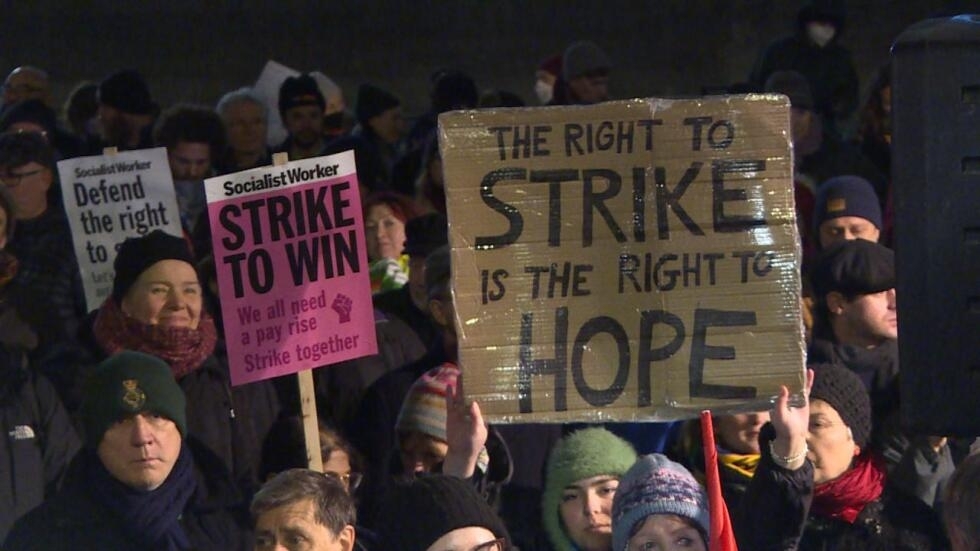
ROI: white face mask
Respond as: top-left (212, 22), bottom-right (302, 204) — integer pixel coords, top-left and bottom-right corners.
top-left (807, 22), bottom-right (836, 48)
top-left (534, 79), bottom-right (553, 104)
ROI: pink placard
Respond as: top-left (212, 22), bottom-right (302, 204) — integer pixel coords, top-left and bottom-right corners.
top-left (204, 150), bottom-right (377, 386)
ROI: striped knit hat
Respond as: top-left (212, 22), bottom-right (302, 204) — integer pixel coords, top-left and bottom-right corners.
top-left (612, 454), bottom-right (709, 551)
top-left (396, 363), bottom-right (490, 474)
top-left (396, 363), bottom-right (459, 442)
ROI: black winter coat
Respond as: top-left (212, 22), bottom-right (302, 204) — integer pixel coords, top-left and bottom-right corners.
top-left (735, 425), bottom-right (948, 551)
top-left (3, 438), bottom-right (251, 551)
top-left (0, 294), bottom-right (81, 541)
top-left (178, 353), bottom-right (280, 498)
top-left (77, 314), bottom-right (282, 499)
top-left (0, 353), bottom-right (80, 541)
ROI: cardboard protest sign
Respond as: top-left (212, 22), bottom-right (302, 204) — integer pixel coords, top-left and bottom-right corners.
top-left (439, 96), bottom-right (805, 423)
top-left (205, 150), bottom-right (377, 386)
top-left (58, 147), bottom-right (182, 311)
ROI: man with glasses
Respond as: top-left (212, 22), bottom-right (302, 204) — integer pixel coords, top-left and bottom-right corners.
top-left (252, 469), bottom-right (358, 551)
top-left (0, 132), bottom-right (86, 394)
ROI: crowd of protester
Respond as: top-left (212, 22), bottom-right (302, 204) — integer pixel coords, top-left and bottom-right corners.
top-left (1, 2), bottom-right (978, 549)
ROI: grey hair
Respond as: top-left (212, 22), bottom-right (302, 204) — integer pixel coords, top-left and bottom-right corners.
top-left (251, 468), bottom-right (355, 535)
top-left (215, 87), bottom-right (267, 120)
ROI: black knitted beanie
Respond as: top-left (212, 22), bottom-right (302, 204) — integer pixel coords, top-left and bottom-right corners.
top-left (809, 363), bottom-right (872, 448)
top-left (378, 475), bottom-right (509, 551)
top-left (111, 230), bottom-right (194, 303)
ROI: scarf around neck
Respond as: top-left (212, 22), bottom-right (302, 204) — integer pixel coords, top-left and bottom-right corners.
top-left (718, 452), bottom-right (760, 479)
top-left (811, 452), bottom-right (886, 523)
top-left (86, 443), bottom-right (197, 551)
top-left (93, 297), bottom-right (218, 379)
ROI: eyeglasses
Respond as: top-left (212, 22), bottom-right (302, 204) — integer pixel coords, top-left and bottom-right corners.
top-left (324, 470), bottom-right (363, 492)
top-left (471, 537), bottom-right (509, 551)
top-left (0, 168), bottom-right (43, 188)
top-left (2, 83), bottom-right (44, 96)
top-left (11, 127), bottom-right (49, 140)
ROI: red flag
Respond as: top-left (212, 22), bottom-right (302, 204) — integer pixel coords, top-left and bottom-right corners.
top-left (701, 410), bottom-right (739, 551)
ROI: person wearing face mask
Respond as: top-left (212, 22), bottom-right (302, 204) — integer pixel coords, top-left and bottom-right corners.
top-left (534, 55), bottom-right (562, 105)
top-left (750, 0), bottom-right (859, 136)
top-left (734, 365), bottom-right (947, 550)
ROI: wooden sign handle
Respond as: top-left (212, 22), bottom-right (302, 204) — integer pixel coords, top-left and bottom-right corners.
top-left (272, 151), bottom-right (323, 472)
top-left (298, 369), bottom-right (323, 472)
top-left (272, 152), bottom-right (289, 166)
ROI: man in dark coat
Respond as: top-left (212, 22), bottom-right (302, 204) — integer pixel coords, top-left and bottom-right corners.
top-left (4, 351), bottom-right (251, 550)
top-left (810, 239), bottom-right (963, 510)
top-left (809, 240), bottom-right (899, 444)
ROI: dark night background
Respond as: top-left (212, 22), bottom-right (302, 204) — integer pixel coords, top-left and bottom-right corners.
top-left (0, 1), bottom-right (973, 119)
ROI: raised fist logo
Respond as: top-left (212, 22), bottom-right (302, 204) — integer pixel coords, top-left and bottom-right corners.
top-left (332, 294), bottom-right (353, 323)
